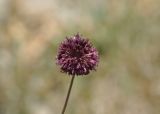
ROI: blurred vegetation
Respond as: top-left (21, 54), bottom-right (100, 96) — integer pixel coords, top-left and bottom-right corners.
top-left (0, 0), bottom-right (160, 114)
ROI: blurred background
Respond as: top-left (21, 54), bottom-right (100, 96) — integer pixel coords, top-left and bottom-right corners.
top-left (0, 0), bottom-right (160, 114)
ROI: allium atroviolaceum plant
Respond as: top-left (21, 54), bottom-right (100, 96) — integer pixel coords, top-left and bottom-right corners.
top-left (56, 33), bottom-right (99, 114)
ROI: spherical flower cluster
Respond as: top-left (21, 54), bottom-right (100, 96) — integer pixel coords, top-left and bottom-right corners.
top-left (56, 33), bottom-right (99, 76)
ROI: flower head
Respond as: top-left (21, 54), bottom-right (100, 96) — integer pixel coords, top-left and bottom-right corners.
top-left (56, 33), bottom-right (99, 76)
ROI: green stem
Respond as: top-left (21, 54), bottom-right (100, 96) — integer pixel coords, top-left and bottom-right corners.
top-left (61, 75), bottom-right (75, 114)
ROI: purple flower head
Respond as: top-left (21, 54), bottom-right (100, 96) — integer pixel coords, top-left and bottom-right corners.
top-left (56, 33), bottom-right (99, 76)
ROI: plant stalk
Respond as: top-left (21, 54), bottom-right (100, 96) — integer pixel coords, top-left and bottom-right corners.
top-left (61, 75), bottom-right (75, 114)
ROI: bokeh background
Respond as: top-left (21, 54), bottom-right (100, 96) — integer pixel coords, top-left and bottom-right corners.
top-left (0, 0), bottom-right (160, 114)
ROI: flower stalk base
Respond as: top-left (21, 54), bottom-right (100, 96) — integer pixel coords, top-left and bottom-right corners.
top-left (61, 75), bottom-right (75, 114)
